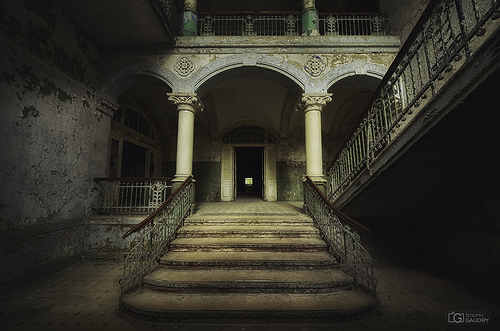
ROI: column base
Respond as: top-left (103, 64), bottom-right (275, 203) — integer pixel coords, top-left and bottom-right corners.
top-left (172, 175), bottom-right (195, 190)
top-left (305, 175), bottom-right (327, 194)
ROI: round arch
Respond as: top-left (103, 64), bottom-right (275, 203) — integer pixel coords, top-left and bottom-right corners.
top-left (189, 55), bottom-right (309, 97)
top-left (323, 61), bottom-right (387, 91)
top-left (97, 60), bottom-right (177, 102)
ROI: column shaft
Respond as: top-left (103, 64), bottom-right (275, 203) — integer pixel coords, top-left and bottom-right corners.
top-left (298, 93), bottom-right (332, 182)
top-left (167, 93), bottom-right (203, 183)
top-left (301, 0), bottom-right (319, 36)
top-left (182, 0), bottom-right (198, 36)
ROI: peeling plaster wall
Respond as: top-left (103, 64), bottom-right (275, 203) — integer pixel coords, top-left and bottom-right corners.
top-left (380, 0), bottom-right (431, 45)
top-left (0, 0), bottom-right (107, 289)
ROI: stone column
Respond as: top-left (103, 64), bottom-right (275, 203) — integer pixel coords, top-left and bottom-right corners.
top-left (182, 0), bottom-right (198, 36)
top-left (167, 93), bottom-right (204, 186)
top-left (298, 93), bottom-right (332, 183)
top-left (302, 0), bottom-right (319, 36)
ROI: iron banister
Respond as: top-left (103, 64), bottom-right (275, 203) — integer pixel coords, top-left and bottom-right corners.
top-left (122, 175), bottom-right (193, 239)
top-left (326, 0), bottom-right (440, 172)
top-left (305, 175), bottom-right (373, 236)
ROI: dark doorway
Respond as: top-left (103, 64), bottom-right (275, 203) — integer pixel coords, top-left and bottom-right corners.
top-left (121, 140), bottom-right (147, 177)
top-left (235, 147), bottom-right (263, 200)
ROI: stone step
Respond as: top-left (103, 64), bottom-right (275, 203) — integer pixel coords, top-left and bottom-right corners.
top-left (185, 215), bottom-right (314, 227)
top-left (169, 237), bottom-right (327, 252)
top-left (122, 289), bottom-right (376, 320)
top-left (159, 251), bottom-right (338, 269)
top-left (177, 224), bottom-right (321, 238)
top-left (143, 268), bottom-right (354, 293)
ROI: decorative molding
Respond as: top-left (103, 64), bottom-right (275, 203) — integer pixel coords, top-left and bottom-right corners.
top-left (174, 57), bottom-right (195, 77)
top-left (304, 55), bottom-right (326, 77)
top-left (95, 98), bottom-right (118, 120)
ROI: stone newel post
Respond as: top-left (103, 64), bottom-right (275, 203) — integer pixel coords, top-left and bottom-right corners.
top-left (298, 93), bottom-right (332, 183)
top-left (167, 93), bottom-right (204, 186)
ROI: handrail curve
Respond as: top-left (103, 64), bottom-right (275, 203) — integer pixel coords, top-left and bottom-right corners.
top-left (123, 175), bottom-right (192, 239)
top-left (305, 176), bottom-right (372, 236)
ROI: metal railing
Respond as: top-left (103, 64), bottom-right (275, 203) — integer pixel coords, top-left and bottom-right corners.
top-left (319, 13), bottom-right (388, 36)
top-left (197, 12), bottom-right (388, 36)
top-left (119, 176), bottom-right (195, 295)
top-left (304, 176), bottom-right (377, 298)
top-left (198, 12), bottom-right (301, 36)
top-left (94, 177), bottom-right (172, 215)
top-left (326, 0), bottom-right (500, 202)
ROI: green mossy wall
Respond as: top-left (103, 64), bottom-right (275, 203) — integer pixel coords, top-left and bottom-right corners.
top-left (277, 161), bottom-right (305, 201)
top-left (193, 161), bottom-right (221, 201)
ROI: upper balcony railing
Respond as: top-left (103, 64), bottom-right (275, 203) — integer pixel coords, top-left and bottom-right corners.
top-left (319, 13), bottom-right (388, 36)
top-left (326, 0), bottom-right (500, 203)
top-left (197, 12), bottom-right (388, 37)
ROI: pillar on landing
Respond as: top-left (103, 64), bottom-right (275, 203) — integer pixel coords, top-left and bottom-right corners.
top-left (301, 0), bottom-right (319, 36)
top-left (167, 93), bottom-right (204, 186)
top-left (297, 93), bottom-right (332, 183)
top-left (181, 0), bottom-right (198, 36)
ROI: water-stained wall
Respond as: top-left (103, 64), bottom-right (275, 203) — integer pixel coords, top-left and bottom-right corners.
top-left (0, 0), bottom-right (106, 290)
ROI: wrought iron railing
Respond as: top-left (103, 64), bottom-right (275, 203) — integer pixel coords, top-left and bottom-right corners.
top-left (326, 0), bottom-right (500, 202)
top-left (304, 176), bottom-right (377, 298)
top-left (94, 177), bottom-right (172, 215)
top-left (119, 176), bottom-right (195, 295)
top-left (319, 13), bottom-right (388, 36)
top-left (198, 11), bottom-right (301, 36)
top-left (197, 12), bottom-right (388, 36)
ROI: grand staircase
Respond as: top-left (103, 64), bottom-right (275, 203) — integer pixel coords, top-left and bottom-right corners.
top-left (121, 202), bottom-right (376, 320)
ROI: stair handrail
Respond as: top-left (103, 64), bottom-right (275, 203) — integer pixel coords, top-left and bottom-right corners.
top-left (305, 176), bottom-right (372, 236)
top-left (325, 0), bottom-right (500, 202)
top-left (123, 175), bottom-right (192, 238)
top-left (119, 175), bottom-right (195, 295)
top-left (304, 176), bottom-right (377, 298)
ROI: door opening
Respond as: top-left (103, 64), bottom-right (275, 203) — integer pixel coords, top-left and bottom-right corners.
top-left (235, 147), bottom-right (263, 200)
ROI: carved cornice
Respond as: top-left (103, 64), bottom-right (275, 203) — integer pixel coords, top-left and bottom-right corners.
top-left (167, 93), bottom-right (204, 113)
top-left (297, 93), bottom-right (333, 112)
top-left (95, 98), bottom-right (118, 120)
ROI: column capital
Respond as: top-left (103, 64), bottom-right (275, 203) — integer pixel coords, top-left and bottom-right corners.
top-left (167, 93), bottom-right (204, 113)
top-left (297, 93), bottom-right (333, 113)
top-left (302, 0), bottom-right (317, 12)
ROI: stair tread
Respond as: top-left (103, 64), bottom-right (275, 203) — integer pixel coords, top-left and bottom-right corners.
top-left (171, 237), bottom-right (325, 245)
top-left (145, 268), bottom-right (352, 284)
top-left (123, 289), bottom-right (375, 313)
top-left (161, 250), bottom-right (335, 262)
top-left (179, 225), bottom-right (319, 232)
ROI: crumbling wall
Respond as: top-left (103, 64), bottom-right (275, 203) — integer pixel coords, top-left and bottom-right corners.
top-left (0, 0), bottom-right (107, 290)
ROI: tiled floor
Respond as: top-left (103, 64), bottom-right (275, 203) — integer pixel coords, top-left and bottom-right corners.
top-left (1, 261), bottom-right (498, 330)
top-left (1, 201), bottom-right (498, 330)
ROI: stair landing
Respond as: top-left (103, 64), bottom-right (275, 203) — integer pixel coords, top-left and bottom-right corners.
top-left (121, 201), bottom-right (376, 320)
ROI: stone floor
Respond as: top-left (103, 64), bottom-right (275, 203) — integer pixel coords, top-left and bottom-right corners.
top-left (1, 201), bottom-right (498, 330)
top-left (1, 261), bottom-right (498, 330)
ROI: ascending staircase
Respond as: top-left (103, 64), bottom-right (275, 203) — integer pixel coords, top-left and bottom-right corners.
top-left (121, 211), bottom-right (376, 320)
